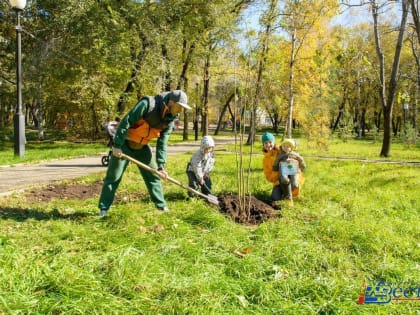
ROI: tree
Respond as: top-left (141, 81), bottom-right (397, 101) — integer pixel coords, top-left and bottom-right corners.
top-left (408, 0), bottom-right (419, 139)
top-left (280, 0), bottom-right (339, 138)
top-left (245, 0), bottom-right (279, 145)
top-left (409, 0), bottom-right (420, 42)
top-left (369, 0), bottom-right (410, 156)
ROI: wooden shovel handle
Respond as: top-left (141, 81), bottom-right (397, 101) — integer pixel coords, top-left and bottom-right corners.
top-left (120, 153), bottom-right (218, 204)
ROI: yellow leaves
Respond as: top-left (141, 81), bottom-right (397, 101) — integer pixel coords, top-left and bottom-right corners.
top-left (233, 246), bottom-right (253, 258)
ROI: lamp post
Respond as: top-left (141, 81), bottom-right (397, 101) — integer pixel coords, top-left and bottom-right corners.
top-left (10, 0), bottom-right (26, 157)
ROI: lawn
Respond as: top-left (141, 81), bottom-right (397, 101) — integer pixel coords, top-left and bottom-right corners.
top-left (0, 135), bottom-right (419, 314)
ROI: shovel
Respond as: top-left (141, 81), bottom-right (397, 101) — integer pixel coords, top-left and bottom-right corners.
top-left (120, 153), bottom-right (219, 206)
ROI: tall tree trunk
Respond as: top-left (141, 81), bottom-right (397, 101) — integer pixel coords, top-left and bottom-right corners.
top-left (372, 0), bottom-right (409, 157)
top-left (177, 40), bottom-right (195, 141)
top-left (414, 54), bottom-right (419, 135)
top-left (214, 92), bottom-right (235, 135)
top-left (269, 112), bottom-right (281, 134)
top-left (361, 108), bottom-right (367, 136)
top-left (332, 87), bottom-right (347, 132)
top-left (409, 0), bottom-right (420, 43)
top-left (332, 106), bottom-right (345, 132)
top-left (409, 10), bottom-right (419, 140)
top-left (36, 81), bottom-right (44, 140)
top-left (117, 30), bottom-right (150, 113)
top-left (287, 26), bottom-right (296, 139)
top-left (162, 44), bottom-right (172, 91)
top-left (202, 54), bottom-right (210, 136)
top-left (374, 110), bottom-right (382, 131)
top-left (247, 0), bottom-right (277, 144)
top-left (392, 116), bottom-right (401, 136)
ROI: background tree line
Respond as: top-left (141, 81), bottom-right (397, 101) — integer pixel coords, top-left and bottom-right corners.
top-left (0, 0), bottom-right (418, 157)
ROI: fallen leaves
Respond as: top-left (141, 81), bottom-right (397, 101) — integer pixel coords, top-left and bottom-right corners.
top-left (233, 246), bottom-right (253, 258)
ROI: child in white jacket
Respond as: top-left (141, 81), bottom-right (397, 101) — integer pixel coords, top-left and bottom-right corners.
top-left (186, 136), bottom-right (215, 195)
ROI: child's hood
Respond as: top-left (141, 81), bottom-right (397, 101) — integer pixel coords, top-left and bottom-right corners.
top-left (200, 136), bottom-right (215, 152)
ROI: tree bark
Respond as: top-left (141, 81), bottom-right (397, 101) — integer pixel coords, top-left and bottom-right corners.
top-left (117, 30), bottom-right (150, 113)
top-left (214, 92), bottom-right (235, 135)
top-left (409, 0), bottom-right (420, 43)
top-left (202, 54), bottom-right (210, 136)
top-left (176, 40), bottom-right (196, 141)
top-left (247, 0), bottom-right (276, 144)
top-left (287, 26), bottom-right (296, 139)
top-left (372, 0), bottom-right (409, 157)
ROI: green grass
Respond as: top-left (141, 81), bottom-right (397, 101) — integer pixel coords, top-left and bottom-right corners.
top-left (0, 134), bottom-right (419, 314)
top-left (0, 141), bottom-right (106, 166)
top-left (0, 131), bottom-right (192, 166)
top-left (302, 137), bottom-right (420, 161)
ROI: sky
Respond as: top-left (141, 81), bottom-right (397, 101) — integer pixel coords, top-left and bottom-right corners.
top-left (239, 1), bottom-right (402, 32)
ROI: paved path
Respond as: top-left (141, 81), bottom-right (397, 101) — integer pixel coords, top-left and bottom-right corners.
top-left (0, 136), bottom-right (236, 196)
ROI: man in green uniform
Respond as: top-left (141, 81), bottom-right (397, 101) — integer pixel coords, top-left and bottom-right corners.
top-left (98, 90), bottom-right (191, 217)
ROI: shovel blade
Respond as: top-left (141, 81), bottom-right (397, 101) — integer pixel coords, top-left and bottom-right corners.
top-left (206, 194), bottom-right (219, 206)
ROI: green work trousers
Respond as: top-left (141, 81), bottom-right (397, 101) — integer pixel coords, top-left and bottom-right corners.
top-left (98, 142), bottom-right (166, 211)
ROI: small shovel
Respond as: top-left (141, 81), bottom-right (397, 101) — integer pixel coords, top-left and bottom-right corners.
top-left (120, 153), bottom-right (219, 206)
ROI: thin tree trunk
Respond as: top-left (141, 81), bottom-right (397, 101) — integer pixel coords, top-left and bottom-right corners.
top-left (215, 92), bottom-right (235, 135)
top-left (287, 26), bottom-right (296, 139)
top-left (202, 54), bottom-right (210, 136)
top-left (162, 44), bottom-right (172, 91)
top-left (177, 40), bottom-right (195, 141)
top-left (409, 0), bottom-right (420, 43)
top-left (409, 19), bottom-right (419, 140)
top-left (246, 0), bottom-right (276, 144)
top-left (332, 88), bottom-right (347, 132)
top-left (372, 0), bottom-right (409, 157)
top-left (117, 30), bottom-right (150, 113)
top-left (374, 110), bottom-right (382, 131)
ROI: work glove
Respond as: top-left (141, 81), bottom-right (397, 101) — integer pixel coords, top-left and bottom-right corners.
top-left (112, 147), bottom-right (122, 158)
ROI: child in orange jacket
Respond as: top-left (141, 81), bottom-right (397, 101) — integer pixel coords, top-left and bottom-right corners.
top-left (262, 132), bottom-right (283, 208)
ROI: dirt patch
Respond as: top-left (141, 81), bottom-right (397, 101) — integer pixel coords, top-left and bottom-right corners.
top-left (24, 181), bottom-right (147, 203)
top-left (24, 181), bottom-right (104, 202)
top-left (23, 183), bottom-right (278, 225)
top-left (218, 193), bottom-right (279, 225)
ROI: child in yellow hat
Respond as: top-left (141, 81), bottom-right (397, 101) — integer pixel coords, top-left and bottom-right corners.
top-left (273, 138), bottom-right (306, 205)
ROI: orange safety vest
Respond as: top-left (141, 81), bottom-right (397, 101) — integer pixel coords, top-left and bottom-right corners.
top-left (126, 120), bottom-right (162, 145)
top-left (126, 97), bottom-right (170, 146)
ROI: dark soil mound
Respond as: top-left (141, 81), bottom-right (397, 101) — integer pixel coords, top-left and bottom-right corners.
top-left (218, 193), bottom-right (279, 225)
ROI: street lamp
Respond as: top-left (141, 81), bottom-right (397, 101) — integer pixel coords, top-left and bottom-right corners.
top-left (10, 0), bottom-right (26, 157)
